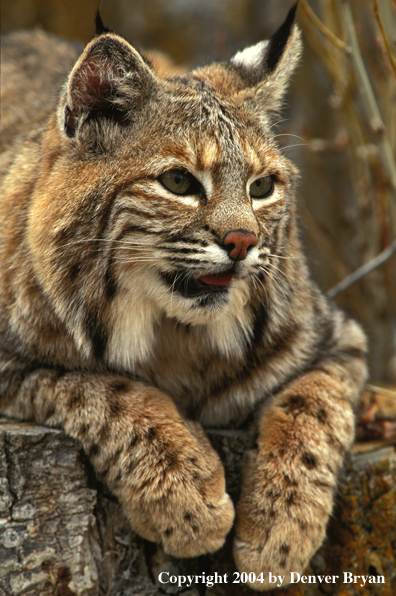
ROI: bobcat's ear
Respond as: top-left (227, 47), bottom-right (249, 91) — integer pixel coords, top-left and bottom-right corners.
top-left (62, 33), bottom-right (157, 138)
top-left (230, 3), bottom-right (301, 118)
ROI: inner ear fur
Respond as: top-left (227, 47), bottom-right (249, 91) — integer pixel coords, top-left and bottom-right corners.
top-left (63, 33), bottom-right (157, 138)
top-left (234, 22), bottom-right (302, 118)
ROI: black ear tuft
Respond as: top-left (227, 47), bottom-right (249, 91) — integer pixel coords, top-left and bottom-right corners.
top-left (266, 2), bottom-right (298, 72)
top-left (95, 10), bottom-right (112, 36)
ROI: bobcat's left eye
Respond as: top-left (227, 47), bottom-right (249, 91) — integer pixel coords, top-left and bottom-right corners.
top-left (250, 175), bottom-right (274, 199)
top-left (159, 169), bottom-right (195, 195)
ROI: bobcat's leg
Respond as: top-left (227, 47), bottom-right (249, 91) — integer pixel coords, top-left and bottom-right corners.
top-left (233, 316), bottom-right (367, 590)
top-left (0, 363), bottom-right (234, 557)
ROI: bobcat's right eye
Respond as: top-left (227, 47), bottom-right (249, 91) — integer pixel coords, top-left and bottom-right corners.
top-left (159, 169), bottom-right (195, 195)
top-left (249, 175), bottom-right (274, 199)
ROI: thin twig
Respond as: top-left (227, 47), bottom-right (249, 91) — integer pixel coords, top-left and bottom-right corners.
top-left (338, 0), bottom-right (396, 192)
top-left (366, 384), bottom-right (396, 400)
top-left (327, 239), bottom-right (396, 298)
top-left (372, 0), bottom-right (396, 78)
top-left (299, 0), bottom-right (348, 51)
top-left (375, 37), bottom-right (396, 81)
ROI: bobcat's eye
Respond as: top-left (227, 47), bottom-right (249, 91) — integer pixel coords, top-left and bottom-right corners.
top-left (159, 169), bottom-right (195, 195)
top-left (250, 175), bottom-right (274, 199)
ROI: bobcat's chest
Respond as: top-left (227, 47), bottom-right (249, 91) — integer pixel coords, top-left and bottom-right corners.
top-left (106, 285), bottom-right (257, 425)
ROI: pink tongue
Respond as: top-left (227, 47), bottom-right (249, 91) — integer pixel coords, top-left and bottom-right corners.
top-left (199, 272), bottom-right (233, 286)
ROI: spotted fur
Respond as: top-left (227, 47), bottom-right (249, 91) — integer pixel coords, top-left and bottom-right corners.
top-left (0, 6), bottom-right (367, 590)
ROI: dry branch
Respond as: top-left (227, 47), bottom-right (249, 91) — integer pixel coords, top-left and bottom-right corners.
top-left (338, 0), bottom-right (396, 192)
top-left (372, 0), bottom-right (396, 78)
top-left (327, 238), bottom-right (396, 297)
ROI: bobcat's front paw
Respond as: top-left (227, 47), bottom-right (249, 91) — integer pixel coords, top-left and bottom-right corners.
top-left (120, 420), bottom-right (234, 558)
top-left (233, 449), bottom-right (331, 591)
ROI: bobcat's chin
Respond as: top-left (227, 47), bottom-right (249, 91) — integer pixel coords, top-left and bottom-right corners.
top-left (155, 269), bottom-right (253, 331)
top-left (160, 280), bottom-right (231, 325)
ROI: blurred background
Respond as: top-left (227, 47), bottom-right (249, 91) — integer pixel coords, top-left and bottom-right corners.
top-left (2, 0), bottom-right (396, 383)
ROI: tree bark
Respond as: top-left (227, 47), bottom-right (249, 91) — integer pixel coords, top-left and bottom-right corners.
top-left (0, 417), bottom-right (395, 595)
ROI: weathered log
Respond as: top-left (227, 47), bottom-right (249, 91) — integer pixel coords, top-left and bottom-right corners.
top-left (0, 417), bottom-right (395, 595)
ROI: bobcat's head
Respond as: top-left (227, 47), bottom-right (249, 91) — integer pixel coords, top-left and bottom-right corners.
top-left (28, 5), bottom-right (302, 365)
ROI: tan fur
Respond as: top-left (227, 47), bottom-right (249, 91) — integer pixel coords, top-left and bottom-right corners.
top-left (0, 8), bottom-right (367, 591)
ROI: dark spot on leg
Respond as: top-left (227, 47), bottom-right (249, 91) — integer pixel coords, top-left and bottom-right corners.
top-left (280, 543), bottom-right (290, 554)
top-left (287, 395), bottom-right (306, 411)
top-left (78, 423), bottom-right (90, 438)
top-left (88, 443), bottom-right (99, 458)
top-left (184, 512), bottom-right (192, 520)
top-left (147, 427), bottom-right (156, 441)
top-left (165, 453), bottom-right (176, 469)
top-left (286, 490), bottom-right (296, 505)
top-left (112, 381), bottom-right (129, 394)
top-left (165, 526), bottom-right (174, 536)
top-left (266, 488), bottom-right (280, 502)
top-left (301, 451), bottom-right (317, 469)
top-left (316, 407), bottom-right (327, 423)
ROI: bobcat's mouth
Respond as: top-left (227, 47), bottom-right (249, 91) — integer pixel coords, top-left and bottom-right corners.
top-left (162, 270), bottom-right (234, 298)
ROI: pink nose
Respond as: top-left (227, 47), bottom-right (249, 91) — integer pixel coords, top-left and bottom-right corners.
top-left (223, 230), bottom-right (257, 261)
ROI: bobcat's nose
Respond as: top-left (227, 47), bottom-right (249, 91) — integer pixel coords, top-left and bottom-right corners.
top-left (223, 230), bottom-right (257, 261)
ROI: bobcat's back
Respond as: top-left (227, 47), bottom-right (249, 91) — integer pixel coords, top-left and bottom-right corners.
top-left (1, 31), bottom-right (80, 152)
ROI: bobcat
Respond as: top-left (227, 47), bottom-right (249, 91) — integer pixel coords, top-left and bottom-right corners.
top-left (0, 5), bottom-right (367, 591)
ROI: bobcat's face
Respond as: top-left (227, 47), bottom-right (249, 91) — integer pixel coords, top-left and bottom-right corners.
top-left (100, 81), bottom-right (294, 329)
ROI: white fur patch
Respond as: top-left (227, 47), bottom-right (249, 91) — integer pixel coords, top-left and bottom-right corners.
top-left (107, 267), bottom-right (163, 370)
top-left (252, 192), bottom-right (282, 209)
top-left (231, 40), bottom-right (268, 70)
top-left (194, 170), bottom-right (213, 199)
top-left (204, 278), bottom-right (253, 360)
